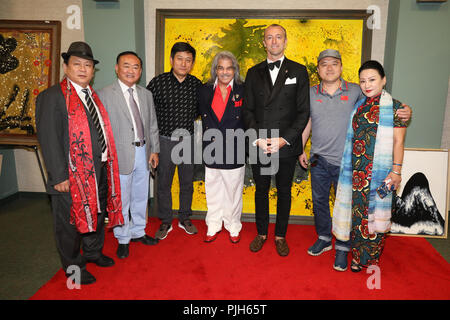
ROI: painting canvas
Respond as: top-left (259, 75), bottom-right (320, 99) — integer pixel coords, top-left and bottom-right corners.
top-left (391, 149), bottom-right (449, 238)
top-left (0, 20), bottom-right (61, 141)
top-left (156, 10), bottom-right (372, 217)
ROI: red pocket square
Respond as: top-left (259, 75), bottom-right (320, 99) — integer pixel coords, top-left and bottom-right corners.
top-left (341, 95), bottom-right (349, 101)
top-left (234, 100), bottom-right (242, 107)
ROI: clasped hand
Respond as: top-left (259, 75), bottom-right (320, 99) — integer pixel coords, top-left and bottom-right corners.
top-left (257, 138), bottom-right (287, 154)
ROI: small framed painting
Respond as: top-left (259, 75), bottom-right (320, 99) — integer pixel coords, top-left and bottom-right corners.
top-left (0, 20), bottom-right (61, 142)
top-left (391, 148), bottom-right (449, 238)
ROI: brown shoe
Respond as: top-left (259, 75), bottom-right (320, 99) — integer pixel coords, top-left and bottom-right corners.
top-left (249, 235), bottom-right (266, 252)
top-left (275, 238), bottom-right (289, 257)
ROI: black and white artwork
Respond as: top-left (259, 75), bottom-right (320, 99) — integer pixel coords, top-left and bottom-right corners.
top-left (391, 149), bottom-right (449, 238)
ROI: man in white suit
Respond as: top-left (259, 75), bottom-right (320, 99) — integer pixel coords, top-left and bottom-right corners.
top-left (98, 51), bottom-right (160, 259)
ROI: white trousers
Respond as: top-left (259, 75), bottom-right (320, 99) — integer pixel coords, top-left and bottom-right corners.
top-left (205, 166), bottom-right (245, 237)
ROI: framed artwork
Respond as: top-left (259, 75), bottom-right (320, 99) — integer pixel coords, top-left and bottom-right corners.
top-left (390, 148), bottom-right (449, 238)
top-left (0, 20), bottom-right (61, 144)
top-left (155, 9), bottom-right (373, 218)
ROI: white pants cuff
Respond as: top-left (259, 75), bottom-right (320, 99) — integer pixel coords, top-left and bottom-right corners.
top-left (205, 166), bottom-right (245, 237)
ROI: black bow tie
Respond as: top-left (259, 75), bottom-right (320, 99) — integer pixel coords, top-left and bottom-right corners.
top-left (268, 60), bottom-right (281, 71)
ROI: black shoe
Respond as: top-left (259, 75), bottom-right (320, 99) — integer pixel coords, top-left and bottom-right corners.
top-left (350, 260), bottom-right (363, 273)
top-left (87, 254), bottom-right (115, 267)
top-left (80, 269), bottom-right (96, 285)
top-left (65, 268), bottom-right (96, 285)
top-left (117, 243), bottom-right (129, 259)
top-left (131, 235), bottom-right (159, 245)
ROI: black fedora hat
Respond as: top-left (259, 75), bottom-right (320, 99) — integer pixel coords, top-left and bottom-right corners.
top-left (61, 41), bottom-right (99, 65)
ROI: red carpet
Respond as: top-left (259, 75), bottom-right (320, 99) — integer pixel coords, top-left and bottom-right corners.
top-left (30, 218), bottom-right (450, 300)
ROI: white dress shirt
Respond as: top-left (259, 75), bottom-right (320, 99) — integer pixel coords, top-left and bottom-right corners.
top-left (267, 55), bottom-right (285, 85)
top-left (117, 79), bottom-right (143, 143)
top-left (69, 79), bottom-right (108, 161)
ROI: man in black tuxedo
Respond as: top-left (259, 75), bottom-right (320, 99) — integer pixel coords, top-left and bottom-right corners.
top-left (242, 24), bottom-right (310, 256)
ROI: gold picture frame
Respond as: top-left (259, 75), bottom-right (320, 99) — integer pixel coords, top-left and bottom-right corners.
top-left (0, 20), bottom-right (61, 143)
top-left (0, 20), bottom-right (61, 186)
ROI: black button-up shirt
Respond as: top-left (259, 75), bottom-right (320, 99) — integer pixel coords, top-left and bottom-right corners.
top-left (146, 71), bottom-right (202, 137)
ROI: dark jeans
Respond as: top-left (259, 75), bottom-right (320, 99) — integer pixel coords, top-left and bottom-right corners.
top-left (157, 135), bottom-right (194, 224)
top-left (50, 165), bottom-right (108, 272)
top-left (251, 156), bottom-right (297, 238)
top-left (310, 154), bottom-right (350, 251)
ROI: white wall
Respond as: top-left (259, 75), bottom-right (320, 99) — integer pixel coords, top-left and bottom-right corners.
top-left (442, 77), bottom-right (450, 149)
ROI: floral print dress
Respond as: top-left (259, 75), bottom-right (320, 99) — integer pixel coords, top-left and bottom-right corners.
top-left (350, 94), bottom-right (407, 267)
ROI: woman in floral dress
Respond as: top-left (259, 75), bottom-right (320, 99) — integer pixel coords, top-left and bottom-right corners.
top-left (332, 60), bottom-right (408, 272)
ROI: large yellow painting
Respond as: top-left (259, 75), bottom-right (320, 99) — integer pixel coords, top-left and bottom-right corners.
top-left (159, 13), bottom-right (368, 217)
top-left (163, 18), bottom-right (363, 85)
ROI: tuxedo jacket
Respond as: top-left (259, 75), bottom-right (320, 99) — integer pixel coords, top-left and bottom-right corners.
top-left (98, 80), bottom-right (160, 175)
top-left (198, 82), bottom-right (245, 169)
top-left (35, 84), bottom-right (104, 195)
top-left (242, 57), bottom-right (310, 158)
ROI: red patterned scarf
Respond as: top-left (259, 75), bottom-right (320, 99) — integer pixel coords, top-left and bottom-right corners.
top-left (60, 77), bottom-right (123, 234)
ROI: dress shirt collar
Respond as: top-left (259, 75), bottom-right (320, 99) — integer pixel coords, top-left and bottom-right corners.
top-left (68, 78), bottom-right (91, 96)
top-left (267, 55), bottom-right (285, 66)
top-left (117, 78), bottom-right (137, 93)
top-left (213, 78), bottom-right (234, 90)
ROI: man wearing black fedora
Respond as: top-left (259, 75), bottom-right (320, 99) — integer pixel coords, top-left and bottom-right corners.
top-left (36, 41), bottom-right (124, 285)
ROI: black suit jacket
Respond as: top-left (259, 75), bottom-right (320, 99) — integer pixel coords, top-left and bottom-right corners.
top-left (242, 57), bottom-right (310, 158)
top-left (198, 82), bottom-right (245, 169)
top-left (35, 84), bottom-right (104, 195)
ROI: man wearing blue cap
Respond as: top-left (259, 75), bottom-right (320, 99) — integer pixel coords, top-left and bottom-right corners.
top-left (299, 49), bottom-right (411, 271)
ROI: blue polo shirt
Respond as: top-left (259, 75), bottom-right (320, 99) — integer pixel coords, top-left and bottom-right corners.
top-left (309, 78), bottom-right (364, 166)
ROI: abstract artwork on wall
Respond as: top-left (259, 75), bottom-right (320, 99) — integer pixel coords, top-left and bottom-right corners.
top-left (0, 20), bottom-right (61, 143)
top-left (155, 10), bottom-right (372, 217)
top-left (391, 149), bottom-right (449, 238)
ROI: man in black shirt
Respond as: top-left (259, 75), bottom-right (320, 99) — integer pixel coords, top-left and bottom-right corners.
top-left (147, 42), bottom-right (202, 240)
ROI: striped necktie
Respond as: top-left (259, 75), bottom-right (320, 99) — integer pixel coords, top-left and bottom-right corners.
top-left (128, 87), bottom-right (145, 142)
top-left (82, 88), bottom-right (107, 153)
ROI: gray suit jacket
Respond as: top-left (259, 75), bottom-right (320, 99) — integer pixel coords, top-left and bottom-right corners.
top-left (98, 80), bottom-right (159, 175)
